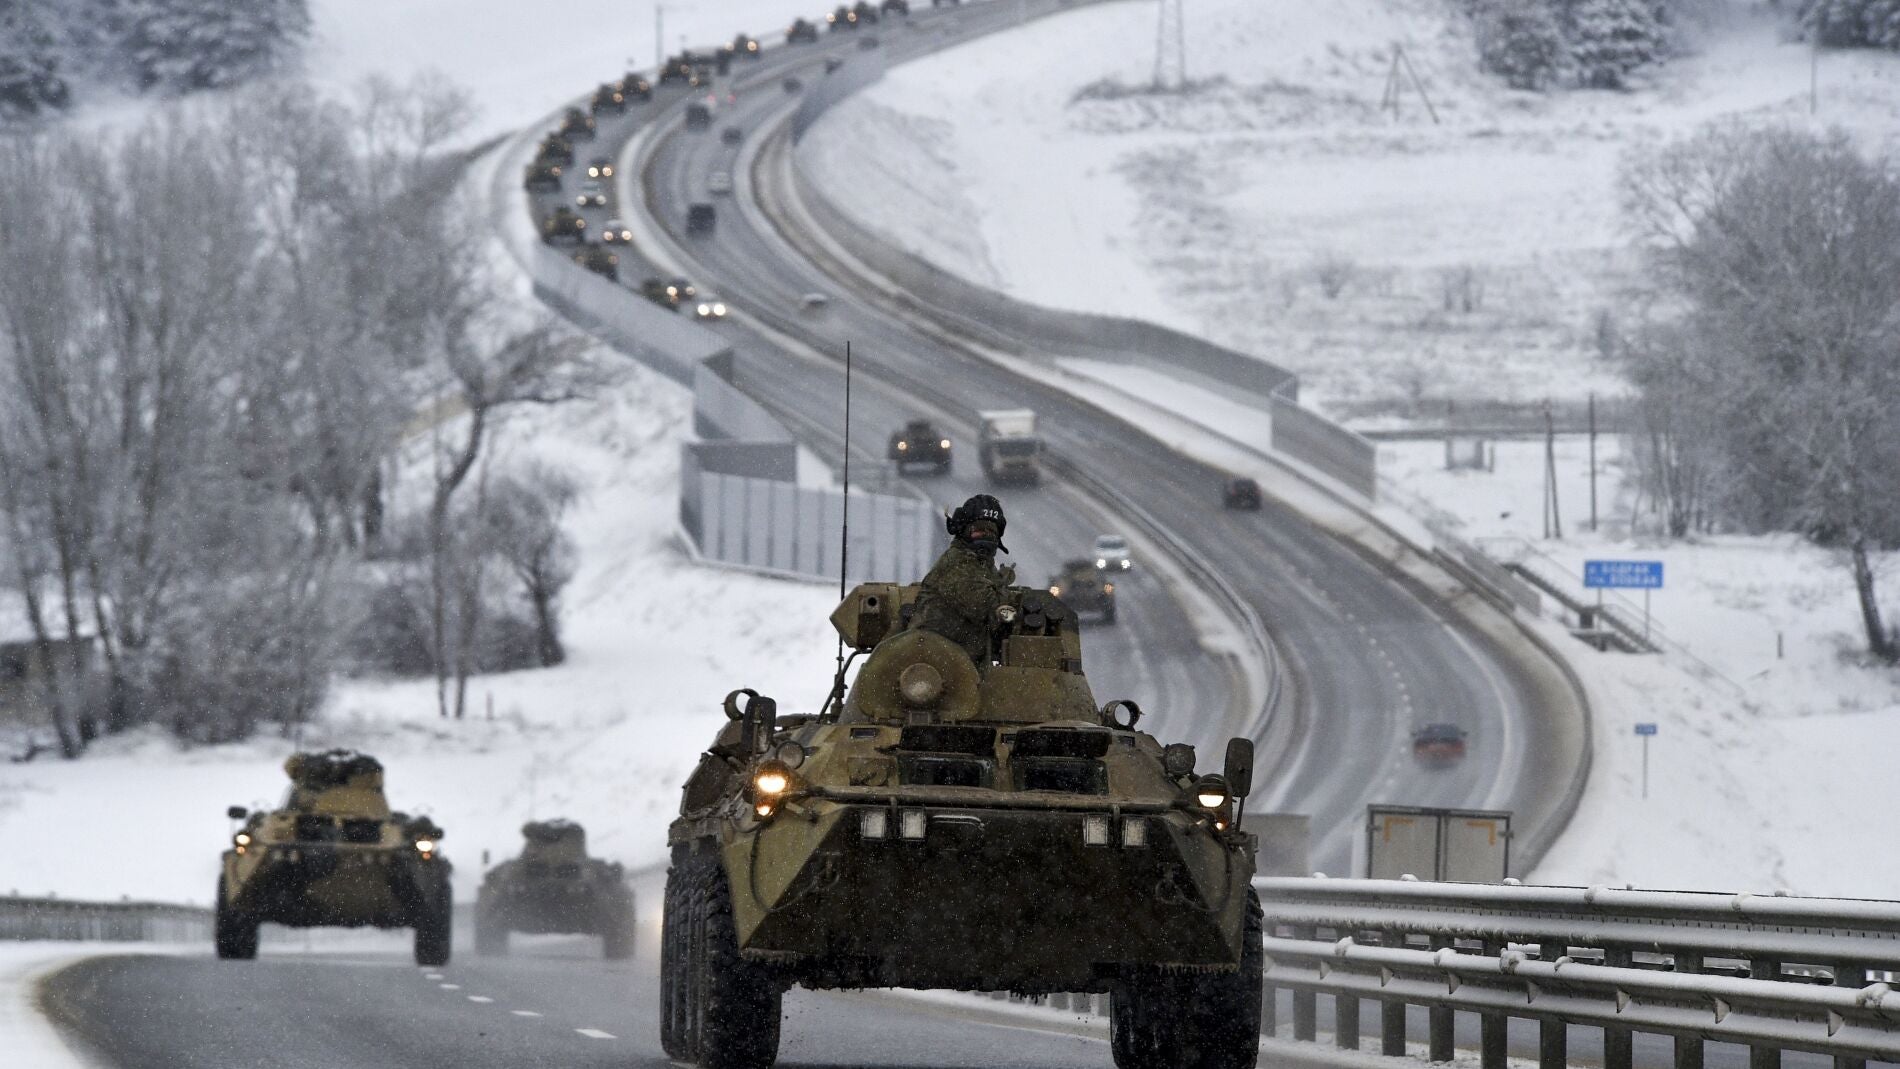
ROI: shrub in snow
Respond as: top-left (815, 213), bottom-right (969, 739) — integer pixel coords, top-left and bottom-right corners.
top-left (1570, 0), bottom-right (1663, 87)
top-left (1474, 0), bottom-right (1567, 90)
top-left (1311, 251), bottom-right (1359, 300)
top-left (1800, 0), bottom-right (1900, 49)
top-left (0, 0), bottom-right (71, 118)
top-left (122, 0), bottom-right (309, 92)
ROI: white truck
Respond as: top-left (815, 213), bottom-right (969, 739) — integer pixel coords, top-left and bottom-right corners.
top-left (977, 409), bottom-right (1043, 484)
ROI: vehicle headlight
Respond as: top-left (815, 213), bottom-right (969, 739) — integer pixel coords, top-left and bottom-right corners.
top-left (1194, 774), bottom-right (1230, 810)
top-left (697, 303), bottom-right (711, 316)
top-left (415, 838), bottom-right (437, 854)
top-left (1121, 559), bottom-right (1131, 570)
top-left (1096, 558), bottom-right (1107, 569)
top-left (940, 439), bottom-right (951, 449)
top-left (603, 165), bottom-right (614, 176)
top-left (234, 833), bottom-right (252, 846)
top-left (896, 441), bottom-right (907, 450)
top-left (1049, 585), bottom-right (1061, 596)
top-left (753, 762), bottom-right (792, 797)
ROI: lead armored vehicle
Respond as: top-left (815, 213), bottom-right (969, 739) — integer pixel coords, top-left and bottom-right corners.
top-left (475, 819), bottom-right (637, 958)
top-left (217, 751), bottom-right (451, 965)
top-left (887, 418), bottom-right (952, 474)
top-left (663, 584), bottom-right (1262, 1069)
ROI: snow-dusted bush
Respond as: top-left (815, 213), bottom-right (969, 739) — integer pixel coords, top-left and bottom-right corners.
top-left (1472, 0), bottom-right (1567, 90)
top-left (1569, 0), bottom-right (1664, 88)
top-left (122, 0), bottom-right (310, 92)
top-left (0, 1), bottom-right (70, 118)
top-left (1799, 0), bottom-right (1900, 49)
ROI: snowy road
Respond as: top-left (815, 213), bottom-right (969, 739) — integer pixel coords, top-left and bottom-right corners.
top-left (592, 0), bottom-right (1581, 877)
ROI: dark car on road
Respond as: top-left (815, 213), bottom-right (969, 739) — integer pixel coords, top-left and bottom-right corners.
top-left (685, 102), bottom-right (712, 131)
top-left (720, 126), bottom-right (742, 145)
top-left (573, 244), bottom-right (619, 282)
top-left (541, 206), bottom-right (586, 245)
top-left (887, 419), bottom-right (952, 474)
top-left (600, 219), bottom-right (634, 244)
top-left (585, 156), bottom-right (614, 180)
top-left (1412, 723), bottom-right (1469, 767)
top-left (1223, 477), bottom-right (1262, 510)
top-left (686, 202), bottom-right (716, 235)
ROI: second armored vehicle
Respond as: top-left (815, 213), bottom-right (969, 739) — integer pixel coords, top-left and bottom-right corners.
top-left (1049, 558), bottom-right (1116, 623)
top-left (887, 418), bottom-right (952, 474)
top-left (217, 751), bottom-right (451, 965)
top-left (662, 583), bottom-right (1262, 1068)
top-left (475, 820), bottom-right (637, 959)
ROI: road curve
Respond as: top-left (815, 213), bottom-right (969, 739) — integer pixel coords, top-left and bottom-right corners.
top-left (616, 2), bottom-right (1582, 876)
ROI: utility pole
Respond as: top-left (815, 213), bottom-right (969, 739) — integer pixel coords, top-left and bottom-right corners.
top-left (1154, 0), bottom-right (1186, 91)
top-left (1543, 400), bottom-right (1562, 540)
top-left (1588, 392), bottom-right (1598, 533)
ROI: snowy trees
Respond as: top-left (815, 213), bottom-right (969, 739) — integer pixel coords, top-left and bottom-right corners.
top-left (1799, 0), bottom-right (1900, 49)
top-left (0, 79), bottom-right (585, 751)
top-left (1569, 0), bottom-right (1663, 88)
top-left (1623, 126), bottom-right (1900, 659)
top-left (1472, 0), bottom-right (1566, 90)
top-left (121, 0), bottom-right (311, 91)
top-left (0, 0), bottom-right (309, 119)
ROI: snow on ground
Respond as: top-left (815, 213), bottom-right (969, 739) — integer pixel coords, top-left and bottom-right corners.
top-left (800, 0), bottom-right (1900, 421)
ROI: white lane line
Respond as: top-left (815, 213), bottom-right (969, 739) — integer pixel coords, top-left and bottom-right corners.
top-left (439, 983), bottom-right (461, 991)
top-left (467, 996), bottom-right (494, 1004)
top-left (576, 1028), bottom-right (617, 1039)
top-left (511, 1010), bottom-right (543, 1018)
top-left (424, 973), bottom-right (444, 980)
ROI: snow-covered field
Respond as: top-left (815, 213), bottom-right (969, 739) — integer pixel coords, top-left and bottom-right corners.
top-left (800, 0), bottom-right (1900, 421)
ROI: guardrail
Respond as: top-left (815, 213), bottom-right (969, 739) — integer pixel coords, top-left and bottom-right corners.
top-left (0, 895), bottom-right (212, 943)
top-left (1255, 877), bottom-right (1900, 1068)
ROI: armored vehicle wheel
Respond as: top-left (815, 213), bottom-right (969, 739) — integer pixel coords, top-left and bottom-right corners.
top-left (414, 896), bottom-right (453, 967)
top-left (1110, 890), bottom-right (1262, 1069)
top-left (660, 860), bottom-right (694, 1059)
top-left (602, 906), bottom-right (636, 960)
top-left (474, 900), bottom-right (509, 957)
top-left (213, 877), bottom-right (258, 961)
top-left (681, 852), bottom-right (780, 1069)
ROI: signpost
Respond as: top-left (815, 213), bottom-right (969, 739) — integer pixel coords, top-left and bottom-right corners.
top-left (1585, 560), bottom-right (1664, 640)
top-left (1634, 723), bottom-right (1658, 799)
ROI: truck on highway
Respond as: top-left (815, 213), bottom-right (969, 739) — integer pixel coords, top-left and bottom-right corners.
top-left (977, 408), bottom-right (1042, 484)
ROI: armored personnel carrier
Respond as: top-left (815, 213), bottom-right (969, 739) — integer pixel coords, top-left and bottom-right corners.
top-left (1049, 558), bottom-right (1116, 623)
top-left (663, 584), bottom-right (1262, 1069)
top-left (591, 82), bottom-right (627, 114)
top-left (887, 418), bottom-right (952, 474)
top-left (543, 206), bottom-right (587, 245)
top-left (523, 159), bottom-right (563, 194)
top-left (559, 107), bottom-right (597, 142)
top-left (475, 820), bottom-right (637, 958)
top-left (574, 244), bottom-right (620, 281)
top-left (216, 751), bottom-right (451, 965)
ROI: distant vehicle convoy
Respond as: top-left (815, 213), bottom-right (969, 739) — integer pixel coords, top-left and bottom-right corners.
top-left (477, 820), bottom-right (635, 959)
top-left (978, 408), bottom-right (1042, 484)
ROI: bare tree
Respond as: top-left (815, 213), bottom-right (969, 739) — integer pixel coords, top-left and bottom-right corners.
top-left (487, 465), bottom-right (579, 668)
top-left (1624, 125), bottom-right (1900, 658)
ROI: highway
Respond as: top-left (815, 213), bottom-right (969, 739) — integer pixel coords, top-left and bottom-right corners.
top-left (582, 0), bottom-right (1583, 876)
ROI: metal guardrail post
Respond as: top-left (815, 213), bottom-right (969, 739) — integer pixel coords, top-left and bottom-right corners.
top-left (1674, 950), bottom-right (1706, 1069)
top-left (1381, 930), bottom-right (1407, 1055)
top-left (1750, 958), bottom-right (1783, 1069)
top-left (1337, 989), bottom-right (1361, 1051)
top-left (1293, 926), bottom-right (1318, 1042)
top-left (1481, 938), bottom-right (1509, 1069)
top-left (1603, 947), bottom-right (1635, 1069)
top-left (1261, 975), bottom-right (1278, 1037)
top-left (1834, 963), bottom-right (1868, 1069)
top-left (1428, 935), bottom-right (1455, 1062)
top-left (1539, 940), bottom-right (1569, 1069)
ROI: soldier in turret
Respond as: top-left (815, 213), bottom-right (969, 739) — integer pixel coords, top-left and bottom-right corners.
top-left (909, 494), bottom-right (1016, 667)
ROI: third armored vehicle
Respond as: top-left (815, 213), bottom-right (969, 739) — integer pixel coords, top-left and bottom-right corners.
top-left (662, 583), bottom-right (1262, 1069)
top-left (1048, 558), bottom-right (1116, 623)
top-left (887, 418), bottom-right (952, 474)
top-left (475, 819), bottom-right (637, 958)
top-left (217, 751), bottom-right (451, 965)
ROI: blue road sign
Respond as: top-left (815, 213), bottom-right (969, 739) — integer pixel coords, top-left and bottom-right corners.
top-left (1585, 560), bottom-right (1663, 590)
top-left (1634, 723), bottom-right (1658, 736)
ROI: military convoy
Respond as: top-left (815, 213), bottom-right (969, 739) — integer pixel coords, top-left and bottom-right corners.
top-left (523, 159), bottom-right (564, 194)
top-left (663, 583), bottom-right (1262, 1069)
top-left (476, 820), bottom-right (637, 959)
top-left (543, 206), bottom-right (587, 245)
top-left (574, 244), bottom-right (620, 281)
top-left (216, 751), bottom-right (452, 965)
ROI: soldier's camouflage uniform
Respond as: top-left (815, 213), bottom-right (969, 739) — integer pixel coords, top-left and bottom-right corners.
top-left (909, 540), bottom-right (1013, 666)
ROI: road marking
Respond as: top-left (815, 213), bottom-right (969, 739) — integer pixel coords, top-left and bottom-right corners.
top-left (512, 1010), bottom-right (543, 1018)
top-left (424, 973), bottom-right (444, 980)
top-left (576, 1028), bottom-right (617, 1039)
top-left (440, 983), bottom-right (461, 990)
top-left (467, 996), bottom-right (494, 1003)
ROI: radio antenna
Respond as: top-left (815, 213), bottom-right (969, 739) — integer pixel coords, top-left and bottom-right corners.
top-left (828, 340), bottom-right (854, 719)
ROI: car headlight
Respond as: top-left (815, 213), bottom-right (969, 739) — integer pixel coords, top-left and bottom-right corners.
top-left (753, 761), bottom-right (793, 797)
top-left (415, 838), bottom-right (437, 855)
top-left (234, 832), bottom-right (252, 846)
top-left (896, 441), bottom-right (907, 450)
top-left (1096, 558), bottom-right (1107, 568)
top-left (697, 303), bottom-right (711, 316)
top-left (603, 165), bottom-right (614, 176)
top-left (1121, 559), bottom-right (1131, 570)
top-left (1194, 774), bottom-right (1229, 810)
top-left (1048, 585), bottom-right (1061, 596)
